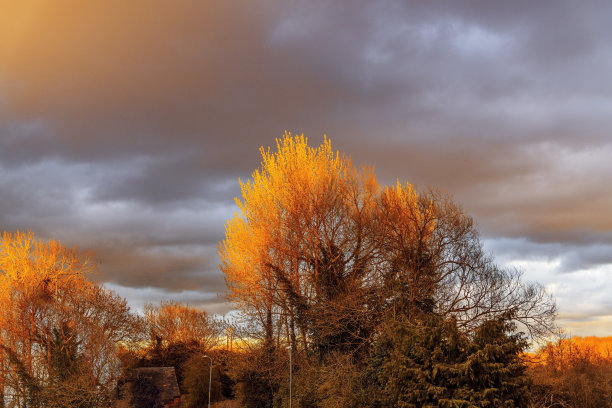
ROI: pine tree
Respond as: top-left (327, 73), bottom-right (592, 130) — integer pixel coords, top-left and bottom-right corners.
top-left (367, 312), bottom-right (530, 407)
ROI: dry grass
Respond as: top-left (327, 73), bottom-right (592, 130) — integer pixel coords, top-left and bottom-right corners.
top-left (211, 400), bottom-right (238, 408)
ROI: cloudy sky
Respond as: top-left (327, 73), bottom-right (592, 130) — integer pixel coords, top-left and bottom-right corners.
top-left (1, 0), bottom-right (612, 336)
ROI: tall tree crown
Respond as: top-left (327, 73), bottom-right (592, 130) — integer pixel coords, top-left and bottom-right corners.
top-left (219, 133), bottom-right (556, 356)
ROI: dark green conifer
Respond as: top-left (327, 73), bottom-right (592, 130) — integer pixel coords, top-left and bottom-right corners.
top-left (367, 312), bottom-right (530, 407)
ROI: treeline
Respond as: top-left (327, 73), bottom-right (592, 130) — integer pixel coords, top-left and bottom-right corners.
top-left (0, 134), bottom-right (607, 407)
top-left (0, 232), bottom-right (610, 407)
top-left (528, 337), bottom-right (612, 407)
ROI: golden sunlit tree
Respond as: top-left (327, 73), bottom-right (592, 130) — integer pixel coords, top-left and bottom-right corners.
top-left (219, 133), bottom-right (557, 359)
top-left (144, 300), bottom-right (220, 350)
top-left (220, 134), bottom-right (381, 355)
top-left (0, 231), bottom-right (142, 408)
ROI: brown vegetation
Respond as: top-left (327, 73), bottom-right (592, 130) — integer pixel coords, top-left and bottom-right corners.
top-left (528, 337), bottom-right (612, 408)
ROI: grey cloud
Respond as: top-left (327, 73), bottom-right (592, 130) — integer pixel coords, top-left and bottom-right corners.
top-left (348, 137), bottom-right (612, 247)
top-left (104, 283), bottom-right (230, 315)
top-left (92, 243), bottom-right (224, 293)
top-left (0, 156), bottom-right (233, 295)
top-left (485, 236), bottom-right (612, 275)
top-left (2, 0), bottom-right (612, 332)
top-left (558, 246), bottom-right (612, 273)
top-left (89, 152), bottom-right (243, 207)
top-left (0, 121), bottom-right (60, 167)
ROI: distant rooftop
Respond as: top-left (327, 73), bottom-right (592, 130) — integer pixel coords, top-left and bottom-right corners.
top-left (134, 367), bottom-right (181, 403)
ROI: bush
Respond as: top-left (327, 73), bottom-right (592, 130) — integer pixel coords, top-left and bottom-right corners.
top-left (182, 354), bottom-right (231, 408)
top-left (273, 352), bottom-right (365, 408)
top-left (231, 346), bottom-right (282, 408)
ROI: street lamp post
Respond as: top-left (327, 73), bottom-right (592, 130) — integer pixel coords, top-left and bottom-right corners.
top-left (203, 355), bottom-right (212, 408)
top-left (286, 345), bottom-right (292, 408)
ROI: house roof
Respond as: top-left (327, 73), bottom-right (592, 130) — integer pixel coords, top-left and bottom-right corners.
top-left (134, 367), bottom-right (181, 402)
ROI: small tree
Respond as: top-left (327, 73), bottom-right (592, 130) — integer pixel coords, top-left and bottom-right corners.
top-left (125, 301), bottom-right (221, 398)
top-left (0, 231), bottom-right (143, 407)
top-left (144, 301), bottom-right (220, 350)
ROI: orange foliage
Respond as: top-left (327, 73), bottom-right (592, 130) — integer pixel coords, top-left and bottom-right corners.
top-left (380, 181), bottom-right (435, 245)
top-left (219, 132), bottom-right (556, 354)
top-left (528, 336), bottom-right (612, 407)
top-left (0, 230), bottom-right (94, 289)
top-left (529, 336), bottom-right (612, 369)
top-left (0, 231), bottom-right (96, 350)
top-left (144, 300), bottom-right (219, 349)
top-left (220, 133), bottom-right (374, 305)
top-left (0, 231), bottom-right (141, 404)
top-left (218, 132), bottom-right (432, 348)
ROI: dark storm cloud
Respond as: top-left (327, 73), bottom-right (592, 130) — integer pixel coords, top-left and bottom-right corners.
top-left (2, 0), bottom-right (612, 328)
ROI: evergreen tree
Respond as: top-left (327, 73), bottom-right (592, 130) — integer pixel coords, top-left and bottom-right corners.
top-left (467, 315), bottom-right (530, 407)
top-left (367, 312), bottom-right (530, 407)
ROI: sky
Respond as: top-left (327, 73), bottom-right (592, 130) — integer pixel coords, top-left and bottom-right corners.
top-left (1, 0), bottom-right (612, 337)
